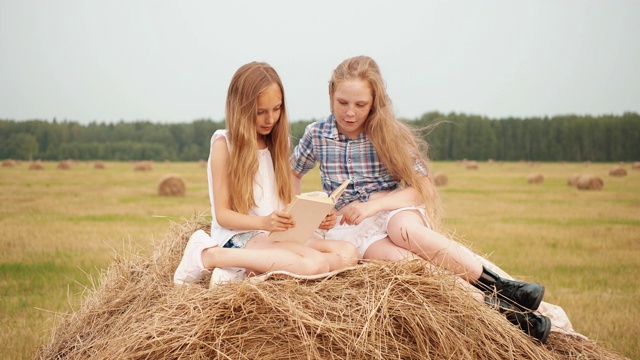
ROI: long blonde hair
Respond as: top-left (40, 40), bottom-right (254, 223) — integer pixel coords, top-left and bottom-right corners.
top-left (329, 56), bottom-right (442, 228)
top-left (225, 62), bottom-right (292, 214)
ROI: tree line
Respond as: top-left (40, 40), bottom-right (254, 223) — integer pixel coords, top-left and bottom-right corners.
top-left (1, 112), bottom-right (639, 162)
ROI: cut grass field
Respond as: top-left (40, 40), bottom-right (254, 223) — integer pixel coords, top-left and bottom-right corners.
top-left (0, 160), bottom-right (638, 359)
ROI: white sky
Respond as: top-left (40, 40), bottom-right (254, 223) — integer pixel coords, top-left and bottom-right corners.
top-left (1, 0), bottom-right (639, 123)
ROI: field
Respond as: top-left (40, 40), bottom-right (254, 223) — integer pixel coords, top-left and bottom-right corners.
top-left (0, 160), bottom-right (638, 359)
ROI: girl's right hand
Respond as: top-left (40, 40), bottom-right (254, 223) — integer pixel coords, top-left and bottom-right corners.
top-left (262, 210), bottom-right (295, 232)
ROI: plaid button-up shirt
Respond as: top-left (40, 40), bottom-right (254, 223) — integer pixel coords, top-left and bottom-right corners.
top-left (290, 115), bottom-right (428, 210)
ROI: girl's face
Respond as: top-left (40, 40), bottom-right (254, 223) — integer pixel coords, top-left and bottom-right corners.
top-left (332, 79), bottom-right (373, 139)
top-left (255, 83), bottom-right (283, 139)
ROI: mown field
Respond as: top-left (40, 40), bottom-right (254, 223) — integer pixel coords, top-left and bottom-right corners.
top-left (0, 160), bottom-right (638, 359)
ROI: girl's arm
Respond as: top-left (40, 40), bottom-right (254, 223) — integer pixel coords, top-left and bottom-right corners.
top-left (211, 137), bottom-right (293, 232)
top-left (339, 176), bottom-right (431, 226)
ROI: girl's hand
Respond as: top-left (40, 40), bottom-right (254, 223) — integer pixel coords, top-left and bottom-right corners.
top-left (318, 210), bottom-right (337, 230)
top-left (340, 202), bottom-right (378, 226)
top-left (262, 210), bottom-right (295, 232)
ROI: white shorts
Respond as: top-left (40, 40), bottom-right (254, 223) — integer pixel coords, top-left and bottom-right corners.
top-left (325, 206), bottom-right (428, 257)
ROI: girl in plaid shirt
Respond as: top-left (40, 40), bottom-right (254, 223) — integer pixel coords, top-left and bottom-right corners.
top-left (174, 62), bottom-right (358, 288)
top-left (290, 56), bottom-right (552, 343)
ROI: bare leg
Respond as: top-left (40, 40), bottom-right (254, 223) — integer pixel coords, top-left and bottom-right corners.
top-left (202, 233), bottom-right (330, 276)
top-left (386, 210), bottom-right (483, 283)
top-left (305, 238), bottom-right (359, 271)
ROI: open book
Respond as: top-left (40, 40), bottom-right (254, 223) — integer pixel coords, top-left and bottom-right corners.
top-left (268, 179), bottom-right (350, 243)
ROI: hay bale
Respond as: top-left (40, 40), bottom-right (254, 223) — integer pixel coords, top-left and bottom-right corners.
top-left (433, 172), bottom-right (448, 187)
top-left (2, 159), bottom-right (17, 167)
top-left (527, 173), bottom-right (544, 184)
top-left (28, 161), bottom-right (44, 170)
top-left (567, 174), bottom-right (580, 186)
top-left (133, 161), bottom-right (153, 171)
top-left (158, 175), bottom-right (186, 196)
top-left (35, 216), bottom-right (625, 360)
top-left (57, 160), bottom-right (72, 170)
top-left (94, 161), bottom-right (106, 169)
top-left (608, 166), bottom-right (627, 177)
top-left (632, 161), bottom-right (640, 170)
top-left (198, 159), bottom-right (207, 168)
top-left (576, 175), bottom-right (604, 190)
top-left (466, 160), bottom-right (479, 170)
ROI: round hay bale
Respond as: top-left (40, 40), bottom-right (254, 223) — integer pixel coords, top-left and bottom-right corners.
top-left (94, 161), bottom-right (106, 169)
top-left (527, 173), bottom-right (544, 184)
top-left (134, 161), bottom-right (153, 171)
top-left (57, 160), bottom-right (72, 170)
top-left (28, 161), bottom-right (44, 170)
top-left (158, 175), bottom-right (186, 196)
top-left (2, 159), bottom-right (17, 167)
top-left (465, 161), bottom-right (479, 170)
top-left (567, 174), bottom-right (580, 186)
top-left (432, 172), bottom-right (448, 187)
top-left (576, 174), bottom-right (603, 190)
top-left (632, 161), bottom-right (640, 170)
top-left (198, 159), bottom-right (207, 168)
top-left (34, 216), bottom-right (626, 360)
top-left (608, 166), bottom-right (627, 177)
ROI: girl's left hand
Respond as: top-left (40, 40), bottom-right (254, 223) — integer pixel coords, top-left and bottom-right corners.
top-left (340, 202), bottom-right (378, 226)
top-left (318, 210), bottom-right (337, 230)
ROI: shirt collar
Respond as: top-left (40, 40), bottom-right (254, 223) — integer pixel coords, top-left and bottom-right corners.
top-left (323, 114), bottom-right (368, 142)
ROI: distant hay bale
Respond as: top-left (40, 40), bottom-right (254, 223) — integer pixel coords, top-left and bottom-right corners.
top-left (433, 172), bottom-right (448, 187)
top-left (632, 161), bottom-right (640, 170)
top-left (608, 166), bottom-right (627, 177)
top-left (57, 160), bottom-right (72, 170)
top-left (527, 173), bottom-right (544, 184)
top-left (158, 175), bottom-right (186, 196)
top-left (567, 174), bottom-right (580, 186)
top-left (465, 160), bottom-right (479, 170)
top-left (198, 159), bottom-right (207, 168)
top-left (94, 161), bottom-right (106, 169)
top-left (28, 161), bottom-right (44, 170)
top-left (2, 159), bottom-right (17, 167)
top-left (576, 175), bottom-right (604, 190)
top-left (34, 215), bottom-right (625, 360)
top-left (133, 161), bottom-right (153, 171)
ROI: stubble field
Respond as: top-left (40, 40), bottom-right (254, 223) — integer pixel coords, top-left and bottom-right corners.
top-left (0, 160), bottom-right (638, 359)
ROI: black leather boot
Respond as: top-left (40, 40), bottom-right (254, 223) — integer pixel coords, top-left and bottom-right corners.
top-left (485, 296), bottom-right (551, 344)
top-left (474, 266), bottom-right (545, 311)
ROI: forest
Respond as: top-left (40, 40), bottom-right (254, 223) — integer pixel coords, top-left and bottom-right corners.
top-left (1, 112), bottom-right (639, 162)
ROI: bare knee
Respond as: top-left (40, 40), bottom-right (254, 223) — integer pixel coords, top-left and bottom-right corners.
top-left (299, 253), bottom-right (330, 275)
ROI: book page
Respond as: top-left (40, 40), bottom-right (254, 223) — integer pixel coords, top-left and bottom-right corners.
top-left (268, 195), bottom-right (335, 243)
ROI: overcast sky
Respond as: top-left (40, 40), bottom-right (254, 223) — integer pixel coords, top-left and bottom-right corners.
top-left (1, 0), bottom-right (639, 124)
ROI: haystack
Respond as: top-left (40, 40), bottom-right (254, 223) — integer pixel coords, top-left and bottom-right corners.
top-left (465, 160), bottom-right (479, 170)
top-left (608, 166), bottom-right (627, 177)
top-left (527, 173), bottom-right (544, 184)
top-left (57, 160), bottom-right (72, 170)
top-left (433, 172), bottom-right (448, 187)
top-left (35, 215), bottom-right (625, 360)
top-left (28, 161), bottom-right (44, 170)
top-left (567, 174), bottom-right (580, 186)
top-left (134, 161), bottom-right (153, 171)
top-left (576, 175), bottom-right (604, 190)
top-left (2, 159), bottom-right (17, 167)
top-left (158, 175), bottom-right (186, 196)
top-left (632, 162), bottom-right (640, 170)
top-left (94, 161), bottom-right (106, 169)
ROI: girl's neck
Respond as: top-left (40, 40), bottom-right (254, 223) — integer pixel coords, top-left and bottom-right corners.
top-left (257, 135), bottom-right (267, 149)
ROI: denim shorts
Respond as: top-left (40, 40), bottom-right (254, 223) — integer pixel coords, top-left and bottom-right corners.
top-left (222, 231), bottom-right (261, 249)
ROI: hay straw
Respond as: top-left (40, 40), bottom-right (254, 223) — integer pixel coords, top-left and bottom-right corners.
top-left (94, 161), bottom-right (106, 169)
top-left (2, 159), bottom-right (17, 167)
top-left (608, 166), bottom-right (627, 177)
top-left (36, 215), bottom-right (626, 360)
top-left (57, 160), bottom-right (72, 170)
top-left (158, 175), bottom-right (186, 196)
top-left (29, 161), bottom-right (44, 170)
top-left (576, 175), bottom-right (604, 191)
top-left (432, 173), bottom-right (448, 187)
top-left (527, 173), bottom-right (544, 184)
top-left (134, 161), bottom-right (153, 171)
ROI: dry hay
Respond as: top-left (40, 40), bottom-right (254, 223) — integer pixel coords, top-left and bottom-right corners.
top-left (2, 159), bottom-right (17, 167)
top-left (94, 161), bottom-right (106, 169)
top-left (576, 175), bottom-right (604, 190)
top-left (57, 160), bottom-right (73, 170)
top-left (28, 161), bottom-right (44, 170)
top-left (608, 166), bottom-right (627, 177)
top-left (158, 175), bottom-right (186, 196)
top-left (567, 174), bottom-right (580, 186)
top-left (133, 161), bottom-right (153, 171)
top-left (527, 173), bottom-right (544, 184)
top-left (632, 161), bottom-right (640, 170)
top-left (198, 159), bottom-right (207, 168)
top-left (35, 216), bottom-right (625, 360)
top-left (432, 172), bottom-right (448, 187)
top-left (466, 160), bottom-right (479, 170)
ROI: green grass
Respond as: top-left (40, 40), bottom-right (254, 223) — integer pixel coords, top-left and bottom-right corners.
top-left (1, 160), bottom-right (639, 359)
